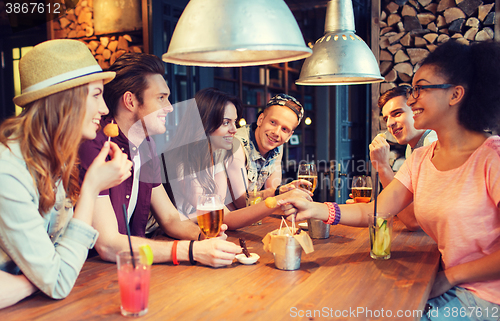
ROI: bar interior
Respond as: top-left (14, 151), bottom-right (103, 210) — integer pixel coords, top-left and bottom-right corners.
top-left (1, 0), bottom-right (499, 320)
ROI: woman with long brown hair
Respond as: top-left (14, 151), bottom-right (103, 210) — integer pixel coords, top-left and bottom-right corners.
top-left (0, 39), bottom-right (132, 308)
top-left (165, 88), bottom-right (310, 229)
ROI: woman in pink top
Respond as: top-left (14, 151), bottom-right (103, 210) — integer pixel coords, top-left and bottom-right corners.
top-left (279, 40), bottom-right (500, 321)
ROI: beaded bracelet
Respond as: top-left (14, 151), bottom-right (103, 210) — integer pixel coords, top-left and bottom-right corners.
top-left (189, 240), bottom-right (197, 265)
top-left (324, 202), bottom-right (341, 225)
top-left (172, 240), bottom-right (179, 265)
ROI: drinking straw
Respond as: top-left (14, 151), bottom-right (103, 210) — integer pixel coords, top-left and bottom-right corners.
top-left (122, 204), bottom-right (136, 268)
top-left (240, 168), bottom-right (249, 199)
top-left (373, 173), bottom-right (379, 226)
top-left (282, 216), bottom-right (293, 235)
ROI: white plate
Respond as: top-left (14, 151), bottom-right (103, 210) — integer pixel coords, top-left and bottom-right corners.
top-left (298, 222), bottom-right (308, 230)
top-left (236, 253), bottom-right (260, 265)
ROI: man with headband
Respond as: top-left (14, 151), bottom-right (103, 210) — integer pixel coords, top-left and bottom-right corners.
top-left (234, 93), bottom-right (311, 203)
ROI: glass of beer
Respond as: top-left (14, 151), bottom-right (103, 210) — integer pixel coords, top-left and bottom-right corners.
top-left (197, 194), bottom-right (224, 238)
top-left (352, 175), bottom-right (373, 203)
top-left (297, 163), bottom-right (317, 192)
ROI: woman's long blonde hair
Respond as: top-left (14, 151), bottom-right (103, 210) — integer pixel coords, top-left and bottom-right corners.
top-left (0, 84), bottom-right (88, 213)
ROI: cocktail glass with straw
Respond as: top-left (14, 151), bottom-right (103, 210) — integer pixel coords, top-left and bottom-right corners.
top-left (368, 173), bottom-right (393, 260)
top-left (117, 204), bottom-right (151, 316)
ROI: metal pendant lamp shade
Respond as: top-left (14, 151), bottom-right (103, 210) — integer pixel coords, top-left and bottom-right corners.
top-left (296, 0), bottom-right (384, 85)
top-left (162, 0), bottom-right (312, 67)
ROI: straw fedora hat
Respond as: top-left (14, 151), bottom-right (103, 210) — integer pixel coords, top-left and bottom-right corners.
top-left (13, 39), bottom-right (115, 107)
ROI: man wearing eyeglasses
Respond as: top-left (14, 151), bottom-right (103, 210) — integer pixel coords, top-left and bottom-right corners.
top-left (369, 85), bottom-right (437, 230)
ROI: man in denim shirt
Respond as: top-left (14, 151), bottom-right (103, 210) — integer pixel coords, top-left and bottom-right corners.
top-left (235, 94), bottom-right (305, 200)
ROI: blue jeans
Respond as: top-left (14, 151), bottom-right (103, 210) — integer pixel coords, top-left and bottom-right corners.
top-left (421, 287), bottom-right (500, 321)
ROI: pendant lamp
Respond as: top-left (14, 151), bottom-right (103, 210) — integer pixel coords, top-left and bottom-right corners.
top-left (162, 0), bottom-right (312, 67)
top-left (296, 0), bottom-right (384, 85)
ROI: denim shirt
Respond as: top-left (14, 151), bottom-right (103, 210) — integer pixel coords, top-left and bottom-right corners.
top-left (0, 142), bottom-right (98, 299)
top-left (235, 123), bottom-right (282, 192)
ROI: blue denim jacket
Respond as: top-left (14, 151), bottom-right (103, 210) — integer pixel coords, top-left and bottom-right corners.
top-left (235, 123), bottom-right (282, 192)
top-left (0, 142), bottom-right (98, 299)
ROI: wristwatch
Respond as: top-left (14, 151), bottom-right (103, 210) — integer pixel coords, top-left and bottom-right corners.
top-left (275, 184), bottom-right (283, 196)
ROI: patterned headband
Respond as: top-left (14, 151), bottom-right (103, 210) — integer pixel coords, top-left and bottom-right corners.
top-left (265, 93), bottom-right (304, 124)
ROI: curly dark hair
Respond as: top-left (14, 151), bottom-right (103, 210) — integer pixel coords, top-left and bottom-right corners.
top-left (419, 40), bottom-right (500, 133)
top-left (104, 53), bottom-right (165, 117)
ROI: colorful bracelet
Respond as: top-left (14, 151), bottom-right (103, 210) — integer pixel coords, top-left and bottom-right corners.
top-left (172, 240), bottom-right (179, 265)
top-left (189, 240), bottom-right (197, 265)
top-left (324, 202), bottom-right (341, 225)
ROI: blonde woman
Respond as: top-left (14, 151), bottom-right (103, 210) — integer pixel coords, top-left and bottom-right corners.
top-left (0, 39), bottom-right (132, 308)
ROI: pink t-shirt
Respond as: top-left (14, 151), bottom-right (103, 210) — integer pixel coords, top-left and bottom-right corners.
top-left (395, 136), bottom-right (500, 304)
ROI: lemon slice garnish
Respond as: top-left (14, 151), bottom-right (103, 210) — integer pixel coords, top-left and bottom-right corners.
top-left (139, 244), bottom-right (154, 265)
top-left (251, 197), bottom-right (262, 205)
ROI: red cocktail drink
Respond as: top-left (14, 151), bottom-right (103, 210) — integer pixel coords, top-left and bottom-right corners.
top-left (117, 251), bottom-right (151, 317)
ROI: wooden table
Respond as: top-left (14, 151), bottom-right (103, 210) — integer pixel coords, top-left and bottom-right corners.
top-left (1, 217), bottom-right (440, 320)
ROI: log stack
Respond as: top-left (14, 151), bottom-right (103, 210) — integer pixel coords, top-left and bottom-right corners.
top-left (51, 0), bottom-right (143, 70)
top-left (379, 0), bottom-right (495, 94)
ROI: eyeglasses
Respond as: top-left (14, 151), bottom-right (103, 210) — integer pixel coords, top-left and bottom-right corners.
top-left (405, 84), bottom-right (454, 99)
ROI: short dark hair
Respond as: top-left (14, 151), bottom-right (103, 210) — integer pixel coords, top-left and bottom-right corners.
top-left (104, 53), bottom-right (165, 116)
top-left (378, 86), bottom-right (408, 110)
top-left (420, 40), bottom-right (500, 133)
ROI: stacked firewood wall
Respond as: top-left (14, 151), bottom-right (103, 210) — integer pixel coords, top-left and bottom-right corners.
top-left (50, 0), bottom-right (143, 70)
top-left (379, 0), bottom-right (495, 94)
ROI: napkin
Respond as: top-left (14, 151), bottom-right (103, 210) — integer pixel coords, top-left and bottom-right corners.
top-left (262, 227), bottom-right (314, 255)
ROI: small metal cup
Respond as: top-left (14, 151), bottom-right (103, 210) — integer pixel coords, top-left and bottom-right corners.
top-left (273, 235), bottom-right (302, 270)
top-left (307, 219), bottom-right (330, 239)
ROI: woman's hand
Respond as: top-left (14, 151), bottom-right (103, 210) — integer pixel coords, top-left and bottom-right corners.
top-left (192, 239), bottom-right (241, 268)
top-left (277, 196), bottom-right (328, 222)
top-left (279, 188), bottom-right (314, 202)
top-left (215, 224), bottom-right (229, 240)
top-left (83, 141), bottom-right (133, 194)
top-left (198, 224), bottom-right (229, 241)
top-left (278, 180), bottom-right (314, 197)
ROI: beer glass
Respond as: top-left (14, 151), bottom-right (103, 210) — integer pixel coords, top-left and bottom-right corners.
top-left (352, 176), bottom-right (373, 203)
top-left (197, 194), bottom-right (224, 238)
top-left (297, 163), bottom-right (317, 192)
